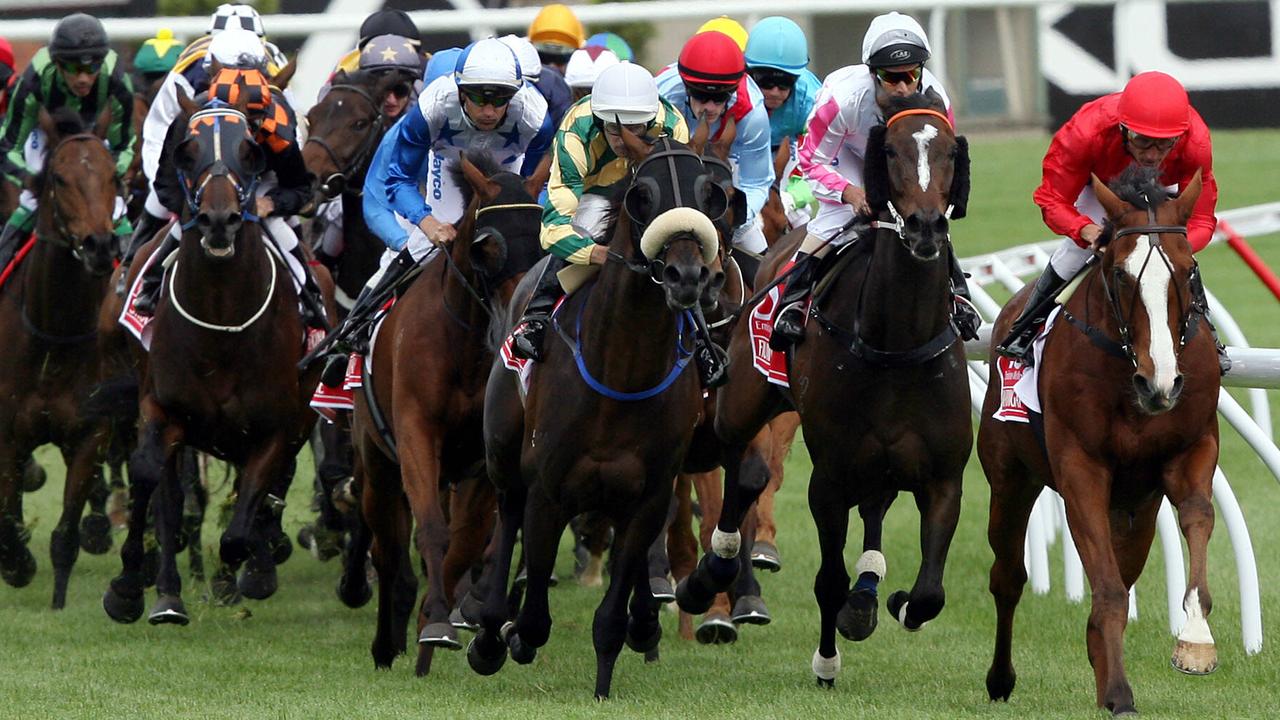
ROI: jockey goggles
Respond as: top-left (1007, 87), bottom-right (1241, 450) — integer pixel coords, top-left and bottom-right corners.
top-left (1122, 126), bottom-right (1180, 152)
top-left (602, 119), bottom-right (653, 136)
top-left (748, 68), bottom-right (797, 90)
top-left (461, 85), bottom-right (516, 107)
top-left (874, 65), bottom-right (922, 87)
top-left (684, 82), bottom-right (733, 104)
top-left (59, 59), bottom-right (103, 75)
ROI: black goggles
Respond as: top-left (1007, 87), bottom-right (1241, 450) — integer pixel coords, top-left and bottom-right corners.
top-left (748, 68), bottom-right (797, 91)
top-left (461, 86), bottom-right (516, 107)
top-left (685, 83), bottom-right (733, 104)
top-left (59, 59), bottom-right (103, 75)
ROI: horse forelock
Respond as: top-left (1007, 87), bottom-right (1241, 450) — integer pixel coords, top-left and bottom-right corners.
top-left (1108, 165), bottom-right (1171, 211)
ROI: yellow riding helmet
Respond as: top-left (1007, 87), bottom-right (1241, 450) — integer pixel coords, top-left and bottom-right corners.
top-left (697, 16), bottom-right (748, 51)
top-left (528, 3), bottom-right (585, 54)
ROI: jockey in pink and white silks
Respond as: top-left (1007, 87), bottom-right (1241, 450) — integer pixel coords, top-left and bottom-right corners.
top-left (769, 12), bottom-right (980, 349)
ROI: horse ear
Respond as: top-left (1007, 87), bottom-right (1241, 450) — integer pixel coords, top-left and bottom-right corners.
top-left (711, 114), bottom-right (736, 161)
top-left (1091, 173), bottom-right (1130, 220)
top-left (272, 56), bottom-right (297, 90)
top-left (693, 172), bottom-right (728, 221)
top-left (689, 114), bottom-right (710, 156)
top-left (948, 135), bottom-right (971, 220)
top-left (92, 104), bottom-right (113, 140)
top-left (922, 86), bottom-right (947, 112)
top-left (460, 156), bottom-right (500, 201)
top-left (1173, 168), bottom-right (1203, 223)
top-left (175, 137), bottom-right (201, 175)
top-left (524, 154), bottom-right (552, 200)
top-left (333, 69), bottom-right (349, 85)
top-left (239, 138), bottom-right (267, 177)
top-left (208, 57), bottom-right (223, 79)
top-left (624, 177), bottom-right (657, 225)
top-left (176, 84), bottom-right (199, 119)
top-left (36, 107), bottom-right (60, 147)
top-left (863, 124), bottom-right (890, 213)
top-left (772, 136), bottom-right (791, 185)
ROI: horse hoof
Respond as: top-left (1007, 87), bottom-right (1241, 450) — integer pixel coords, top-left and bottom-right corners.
top-left (675, 577), bottom-right (714, 616)
top-left (450, 605), bottom-right (479, 631)
top-left (141, 547), bottom-right (159, 588)
top-left (816, 677), bottom-right (835, 689)
top-left (985, 666), bottom-right (1016, 701)
top-left (507, 631), bottom-right (538, 665)
top-left (695, 613), bottom-right (737, 645)
top-left (0, 546), bottom-right (37, 588)
top-left (649, 576), bottom-right (676, 603)
top-left (625, 619), bottom-right (662, 654)
top-left (454, 591), bottom-right (484, 629)
top-left (1111, 704), bottom-right (1139, 717)
top-left (269, 532), bottom-right (293, 565)
top-left (836, 588), bottom-right (879, 641)
top-left (336, 575), bottom-right (373, 609)
top-left (750, 541), bottom-right (782, 572)
top-left (79, 513), bottom-right (113, 555)
top-left (419, 622), bottom-right (462, 650)
top-left (237, 565), bottom-right (278, 600)
top-left (887, 590), bottom-right (925, 631)
top-left (1171, 640), bottom-right (1218, 675)
top-left (103, 586), bottom-right (144, 624)
top-left (148, 594), bottom-right (190, 626)
top-left (467, 636), bottom-right (507, 676)
top-left (731, 595), bottom-right (771, 626)
top-left (21, 459), bottom-right (47, 493)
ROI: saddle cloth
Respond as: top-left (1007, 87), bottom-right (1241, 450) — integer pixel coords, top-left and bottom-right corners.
top-left (993, 307), bottom-right (1061, 423)
top-left (308, 301), bottom-right (394, 423)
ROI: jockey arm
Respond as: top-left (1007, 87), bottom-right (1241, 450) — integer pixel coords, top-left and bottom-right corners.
top-left (384, 103), bottom-right (436, 227)
top-left (142, 71), bottom-right (194, 183)
top-left (797, 93), bottom-right (853, 205)
top-left (520, 112), bottom-right (556, 177)
top-left (256, 97), bottom-right (312, 217)
top-left (733, 102), bottom-right (775, 227)
top-left (0, 64), bottom-right (41, 188)
top-left (1033, 110), bottom-right (1108, 248)
top-left (361, 124), bottom-right (413, 251)
top-left (540, 122), bottom-right (595, 264)
top-left (104, 59), bottom-right (137, 179)
top-left (1177, 115), bottom-right (1219, 252)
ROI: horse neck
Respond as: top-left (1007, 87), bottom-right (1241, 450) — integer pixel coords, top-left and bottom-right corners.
top-left (856, 229), bottom-right (952, 350)
top-left (21, 240), bottom-right (104, 338)
top-left (173, 225), bottom-right (276, 327)
top-left (442, 208), bottom-right (493, 332)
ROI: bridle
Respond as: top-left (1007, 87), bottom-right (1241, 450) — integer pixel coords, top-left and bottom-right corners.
top-left (177, 106), bottom-right (262, 231)
top-left (40, 133), bottom-right (121, 268)
top-left (875, 108), bottom-right (959, 243)
top-left (438, 197), bottom-right (544, 332)
top-left (616, 139), bottom-right (718, 284)
top-left (304, 84), bottom-right (384, 198)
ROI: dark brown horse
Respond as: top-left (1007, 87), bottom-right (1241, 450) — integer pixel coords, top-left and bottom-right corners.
top-left (102, 96), bottom-right (333, 625)
top-left (678, 91), bottom-right (973, 687)
top-left (351, 152), bottom-right (548, 675)
top-left (0, 107), bottom-right (120, 608)
top-left (473, 135), bottom-right (724, 699)
top-left (980, 167), bottom-right (1218, 715)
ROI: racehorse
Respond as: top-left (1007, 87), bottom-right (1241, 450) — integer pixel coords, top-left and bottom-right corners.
top-left (677, 90), bottom-right (973, 687)
top-left (102, 90), bottom-right (333, 625)
top-left (0, 107), bottom-right (120, 609)
top-left (979, 166), bottom-right (1219, 715)
top-left (352, 152), bottom-right (548, 675)
top-left (473, 134), bottom-right (725, 699)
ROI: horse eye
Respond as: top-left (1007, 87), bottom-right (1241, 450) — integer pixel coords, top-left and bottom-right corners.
top-left (52, 174), bottom-right (68, 186)
top-left (354, 119), bottom-right (368, 130)
top-left (884, 145), bottom-right (897, 158)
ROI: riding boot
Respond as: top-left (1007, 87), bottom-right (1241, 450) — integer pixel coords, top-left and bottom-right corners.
top-left (1189, 264), bottom-right (1231, 376)
top-left (325, 248), bottom-right (419, 365)
top-left (948, 249), bottom-right (982, 342)
top-left (133, 231), bottom-right (180, 316)
top-left (511, 255), bottom-right (569, 361)
top-left (288, 245), bottom-right (331, 332)
top-left (116, 211), bottom-right (168, 296)
top-left (994, 266), bottom-right (1070, 365)
top-left (769, 251), bottom-right (818, 351)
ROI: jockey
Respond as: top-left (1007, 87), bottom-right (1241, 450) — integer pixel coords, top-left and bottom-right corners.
top-left (510, 61), bottom-right (689, 361)
top-left (329, 8), bottom-right (422, 78)
top-left (655, 30), bottom-right (775, 255)
top-left (124, 3), bottom-right (286, 275)
top-left (744, 16), bottom-right (823, 227)
top-left (565, 47), bottom-right (620, 102)
top-left (355, 34), bottom-right (422, 118)
top-left (0, 14), bottom-right (136, 270)
top-left (321, 39), bottom-right (553, 353)
top-left (133, 29), bottom-right (184, 92)
top-left (527, 3), bottom-right (582, 125)
top-left (770, 11), bottom-right (980, 349)
top-left (996, 70), bottom-right (1228, 373)
top-left (0, 38), bottom-right (15, 120)
top-left (133, 28), bottom-right (326, 331)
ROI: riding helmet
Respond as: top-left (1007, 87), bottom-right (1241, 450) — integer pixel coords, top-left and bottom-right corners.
top-left (678, 31), bottom-right (746, 89)
top-left (861, 12), bottom-right (931, 69)
top-left (590, 62), bottom-right (660, 126)
top-left (1118, 71), bottom-right (1190, 138)
top-left (358, 9), bottom-right (420, 49)
top-left (745, 17), bottom-right (810, 74)
top-left (49, 13), bottom-right (109, 65)
top-left (565, 47), bottom-right (620, 91)
top-left (498, 35), bottom-right (542, 83)
top-left (209, 4), bottom-right (265, 38)
top-left (697, 17), bottom-right (749, 52)
top-left (528, 3), bottom-right (585, 56)
top-left (454, 38), bottom-right (521, 90)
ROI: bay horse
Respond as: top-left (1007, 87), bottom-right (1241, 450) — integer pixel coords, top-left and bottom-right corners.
top-left (473, 135), bottom-right (725, 699)
top-left (102, 95), bottom-right (333, 625)
top-left (677, 90), bottom-right (973, 686)
top-left (352, 152), bottom-right (548, 675)
top-left (979, 166), bottom-right (1218, 715)
top-left (0, 107), bottom-right (120, 608)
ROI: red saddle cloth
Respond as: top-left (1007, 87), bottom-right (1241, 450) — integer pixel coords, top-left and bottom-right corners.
top-left (748, 260), bottom-right (810, 388)
top-left (498, 296), bottom-right (568, 397)
top-left (0, 235), bottom-right (38, 291)
top-left (992, 355), bottom-right (1030, 423)
top-left (308, 298), bottom-right (395, 422)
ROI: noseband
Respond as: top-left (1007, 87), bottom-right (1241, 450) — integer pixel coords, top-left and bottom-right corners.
top-left (875, 108), bottom-right (958, 243)
top-left (304, 84), bottom-right (384, 197)
top-left (178, 106), bottom-right (261, 231)
top-left (617, 140), bottom-right (714, 283)
top-left (41, 133), bottom-right (121, 264)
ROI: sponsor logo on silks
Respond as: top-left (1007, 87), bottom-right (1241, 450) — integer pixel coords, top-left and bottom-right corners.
top-left (431, 154), bottom-right (444, 200)
top-left (889, 49), bottom-right (911, 61)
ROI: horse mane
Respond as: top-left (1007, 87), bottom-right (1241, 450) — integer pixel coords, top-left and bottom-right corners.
top-left (1108, 165), bottom-right (1171, 210)
top-left (879, 90), bottom-right (948, 120)
top-left (449, 151), bottom-right (508, 209)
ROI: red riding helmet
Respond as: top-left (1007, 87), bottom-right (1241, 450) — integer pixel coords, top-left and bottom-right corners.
top-left (1117, 71), bottom-right (1190, 138)
top-left (678, 31), bottom-right (745, 88)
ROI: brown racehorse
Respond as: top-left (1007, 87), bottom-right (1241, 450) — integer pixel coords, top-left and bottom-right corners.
top-left (0, 107), bottom-right (120, 608)
top-left (678, 90), bottom-right (973, 688)
top-left (352, 152), bottom-right (549, 675)
top-left (980, 167), bottom-right (1219, 716)
top-left (102, 93), bottom-right (333, 625)
top-left (473, 135), bottom-right (725, 699)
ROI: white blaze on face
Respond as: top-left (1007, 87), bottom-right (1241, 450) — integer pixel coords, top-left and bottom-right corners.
top-left (911, 124), bottom-right (938, 192)
top-left (1123, 234), bottom-right (1178, 393)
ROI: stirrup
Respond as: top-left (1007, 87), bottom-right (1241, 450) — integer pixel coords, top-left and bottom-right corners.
top-left (511, 317), bottom-right (548, 361)
top-left (770, 303), bottom-right (807, 351)
top-left (953, 296), bottom-right (982, 342)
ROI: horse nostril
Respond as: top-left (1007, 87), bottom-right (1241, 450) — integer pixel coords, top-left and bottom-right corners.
top-left (1170, 374), bottom-right (1185, 401)
top-left (698, 266), bottom-right (710, 284)
top-left (197, 212), bottom-right (212, 228)
top-left (932, 216), bottom-right (949, 236)
top-left (663, 264), bottom-right (682, 285)
top-left (1131, 373), bottom-right (1154, 399)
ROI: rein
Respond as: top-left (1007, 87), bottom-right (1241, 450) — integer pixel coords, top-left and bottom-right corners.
top-left (304, 84), bottom-right (384, 197)
top-left (439, 201), bottom-right (545, 332)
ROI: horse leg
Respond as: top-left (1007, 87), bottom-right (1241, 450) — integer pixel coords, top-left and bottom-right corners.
top-left (983, 469), bottom-right (1042, 702)
top-left (79, 465), bottom-right (113, 555)
top-left (690, 468), bottom-right (735, 644)
top-left (753, 412), bottom-right (798, 571)
top-left (885, 472), bottom-right (962, 633)
top-left (443, 472), bottom-right (496, 607)
top-left (668, 473), bottom-right (698, 639)
top-left (645, 494), bottom-right (677, 602)
top-left (0, 439), bottom-right (36, 589)
top-left (467, 486), bottom-right (524, 676)
top-left (837, 491), bottom-right (894, 642)
top-left (574, 512), bottom-right (612, 588)
top-left (178, 450), bottom-right (208, 583)
top-left (222, 438), bottom-right (290, 600)
top-left (49, 432), bottom-right (107, 609)
top-left (507, 486), bottom-right (565, 665)
top-left (104, 416), bottom-right (172, 623)
top-left (336, 453), bottom-right (373, 609)
top-left (810, 473), bottom-right (850, 688)
top-left (364, 469), bottom-right (414, 669)
top-left (147, 438), bottom-right (189, 625)
top-left (1164, 439), bottom-right (1219, 676)
top-left (731, 426), bottom-right (777, 626)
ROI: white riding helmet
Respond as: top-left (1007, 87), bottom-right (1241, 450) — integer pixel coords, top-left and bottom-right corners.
top-left (210, 3), bottom-right (265, 37)
top-left (590, 61), bottom-right (660, 126)
top-left (455, 38), bottom-right (522, 90)
top-left (498, 34), bottom-right (542, 83)
top-left (207, 27), bottom-right (266, 68)
top-left (565, 47), bottom-right (619, 90)
top-left (861, 12), bottom-right (931, 68)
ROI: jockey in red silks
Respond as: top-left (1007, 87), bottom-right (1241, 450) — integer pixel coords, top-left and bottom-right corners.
top-left (996, 71), bottom-right (1228, 373)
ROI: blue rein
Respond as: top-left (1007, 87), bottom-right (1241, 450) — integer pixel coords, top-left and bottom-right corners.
top-left (557, 297), bottom-right (696, 402)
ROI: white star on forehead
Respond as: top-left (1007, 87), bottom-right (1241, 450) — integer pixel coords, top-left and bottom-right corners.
top-left (912, 124), bottom-right (938, 192)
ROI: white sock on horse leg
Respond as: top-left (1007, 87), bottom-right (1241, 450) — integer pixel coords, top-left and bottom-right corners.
top-left (854, 550), bottom-right (886, 581)
top-left (711, 528), bottom-right (741, 558)
top-left (812, 648), bottom-right (841, 680)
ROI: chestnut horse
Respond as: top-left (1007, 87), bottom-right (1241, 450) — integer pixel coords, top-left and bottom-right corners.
top-left (0, 108), bottom-right (120, 608)
top-left (474, 135), bottom-right (725, 699)
top-left (979, 166), bottom-right (1219, 715)
top-left (352, 153), bottom-right (548, 675)
top-left (102, 97), bottom-right (332, 625)
top-left (678, 90), bottom-right (973, 687)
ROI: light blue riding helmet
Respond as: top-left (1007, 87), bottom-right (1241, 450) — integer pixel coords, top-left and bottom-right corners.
top-left (744, 16), bottom-right (809, 74)
top-left (425, 46), bottom-right (462, 84)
